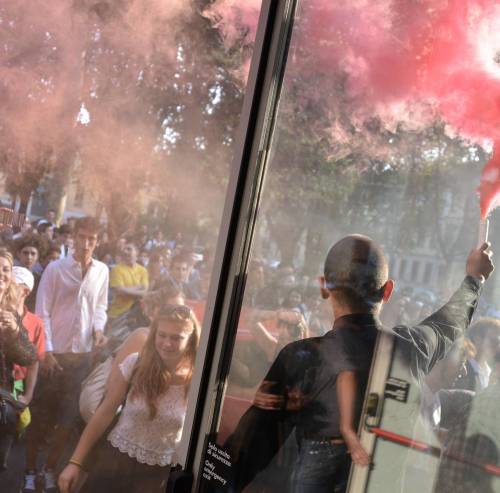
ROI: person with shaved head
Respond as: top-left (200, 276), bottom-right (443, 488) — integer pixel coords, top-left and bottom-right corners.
top-left (226, 234), bottom-right (494, 493)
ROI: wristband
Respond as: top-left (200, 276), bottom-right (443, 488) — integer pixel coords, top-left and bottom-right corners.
top-left (68, 458), bottom-right (84, 470)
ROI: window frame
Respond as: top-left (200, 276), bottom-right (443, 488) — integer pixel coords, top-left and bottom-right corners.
top-left (180, 0), bottom-right (300, 489)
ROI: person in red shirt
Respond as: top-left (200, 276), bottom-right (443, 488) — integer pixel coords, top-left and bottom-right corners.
top-left (12, 266), bottom-right (45, 405)
top-left (14, 266), bottom-right (47, 493)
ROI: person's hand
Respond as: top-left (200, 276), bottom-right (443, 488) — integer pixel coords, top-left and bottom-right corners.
top-left (17, 393), bottom-right (32, 406)
top-left (253, 381), bottom-right (284, 410)
top-left (41, 352), bottom-right (63, 377)
top-left (285, 386), bottom-right (308, 411)
top-left (349, 441), bottom-right (371, 467)
top-left (93, 330), bottom-right (108, 349)
top-left (466, 242), bottom-right (494, 282)
top-left (344, 432), bottom-right (371, 466)
top-left (58, 463), bottom-right (83, 493)
top-left (0, 311), bottom-right (19, 337)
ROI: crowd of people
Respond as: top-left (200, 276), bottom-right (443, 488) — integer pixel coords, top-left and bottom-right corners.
top-left (0, 209), bottom-right (499, 493)
top-left (0, 212), bottom-right (206, 493)
top-left (224, 237), bottom-right (500, 493)
top-left (0, 206), bottom-right (337, 493)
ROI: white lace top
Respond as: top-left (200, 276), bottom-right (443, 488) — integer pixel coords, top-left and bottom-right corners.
top-left (107, 352), bottom-right (187, 466)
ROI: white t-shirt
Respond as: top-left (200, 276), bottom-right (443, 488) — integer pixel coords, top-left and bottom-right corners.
top-left (107, 352), bottom-right (187, 466)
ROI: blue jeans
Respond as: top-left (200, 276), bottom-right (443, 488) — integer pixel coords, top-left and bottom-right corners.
top-left (291, 440), bottom-right (350, 493)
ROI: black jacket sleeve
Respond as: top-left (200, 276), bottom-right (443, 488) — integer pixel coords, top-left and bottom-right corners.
top-left (393, 276), bottom-right (481, 378)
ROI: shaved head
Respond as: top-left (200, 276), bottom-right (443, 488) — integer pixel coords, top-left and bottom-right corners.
top-left (324, 235), bottom-right (389, 311)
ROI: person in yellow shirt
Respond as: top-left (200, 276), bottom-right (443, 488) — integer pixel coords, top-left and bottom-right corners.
top-left (108, 243), bottom-right (149, 319)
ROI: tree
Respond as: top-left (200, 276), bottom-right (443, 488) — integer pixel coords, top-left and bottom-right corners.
top-left (204, 0), bottom-right (498, 274)
top-left (0, 0), bottom-right (253, 240)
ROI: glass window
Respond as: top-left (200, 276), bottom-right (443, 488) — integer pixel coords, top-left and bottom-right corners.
top-left (200, 1), bottom-right (500, 493)
top-left (0, 1), bottom-right (261, 491)
top-left (399, 258), bottom-right (409, 281)
top-left (411, 260), bottom-right (420, 283)
top-left (423, 262), bottom-right (434, 285)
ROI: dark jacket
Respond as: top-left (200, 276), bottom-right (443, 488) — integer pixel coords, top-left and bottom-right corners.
top-left (0, 321), bottom-right (38, 390)
top-left (225, 276), bottom-right (481, 490)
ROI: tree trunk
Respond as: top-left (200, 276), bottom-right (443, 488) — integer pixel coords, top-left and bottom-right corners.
top-left (106, 191), bottom-right (136, 241)
top-left (48, 158), bottom-right (76, 226)
top-left (18, 190), bottom-right (32, 215)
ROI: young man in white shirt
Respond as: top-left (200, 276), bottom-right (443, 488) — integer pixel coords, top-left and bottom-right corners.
top-left (22, 217), bottom-right (108, 493)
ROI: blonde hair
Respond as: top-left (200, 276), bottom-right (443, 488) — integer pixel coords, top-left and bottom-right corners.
top-left (130, 305), bottom-right (200, 419)
top-left (0, 249), bottom-right (20, 313)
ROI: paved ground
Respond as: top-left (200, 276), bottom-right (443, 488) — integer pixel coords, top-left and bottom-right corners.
top-left (1, 434), bottom-right (78, 493)
top-left (1, 439), bottom-right (26, 493)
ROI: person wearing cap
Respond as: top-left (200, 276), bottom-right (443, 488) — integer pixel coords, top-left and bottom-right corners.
top-left (12, 266), bottom-right (45, 405)
top-left (226, 235), bottom-right (494, 493)
top-left (12, 266), bottom-right (46, 493)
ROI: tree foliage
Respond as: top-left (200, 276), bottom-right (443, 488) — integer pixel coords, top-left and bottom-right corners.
top-left (0, 0), bottom-right (250, 238)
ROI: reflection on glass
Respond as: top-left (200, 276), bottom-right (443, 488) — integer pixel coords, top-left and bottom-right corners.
top-left (210, 1), bottom-right (500, 493)
top-left (0, 0), bottom-right (260, 491)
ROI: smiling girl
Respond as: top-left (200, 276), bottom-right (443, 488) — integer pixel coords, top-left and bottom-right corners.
top-left (58, 304), bottom-right (200, 493)
top-left (0, 249), bottom-right (38, 388)
top-left (0, 249), bottom-right (37, 470)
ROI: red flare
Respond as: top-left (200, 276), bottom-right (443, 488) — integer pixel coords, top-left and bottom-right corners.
top-left (479, 143), bottom-right (500, 219)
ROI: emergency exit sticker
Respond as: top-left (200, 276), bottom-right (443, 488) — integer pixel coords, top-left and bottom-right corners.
top-left (385, 377), bottom-right (410, 402)
top-left (200, 439), bottom-right (233, 492)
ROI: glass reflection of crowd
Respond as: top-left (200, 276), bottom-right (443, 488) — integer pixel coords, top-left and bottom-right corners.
top-left (224, 236), bottom-right (498, 493)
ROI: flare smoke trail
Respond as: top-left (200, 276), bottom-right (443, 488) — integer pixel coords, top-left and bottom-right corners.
top-left (211, 0), bottom-right (500, 214)
top-left (479, 144), bottom-right (500, 219)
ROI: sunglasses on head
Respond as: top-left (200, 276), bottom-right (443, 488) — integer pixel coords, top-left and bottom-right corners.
top-left (157, 304), bottom-right (192, 320)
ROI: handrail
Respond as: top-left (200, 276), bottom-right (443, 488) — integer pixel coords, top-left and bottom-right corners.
top-left (369, 427), bottom-right (500, 477)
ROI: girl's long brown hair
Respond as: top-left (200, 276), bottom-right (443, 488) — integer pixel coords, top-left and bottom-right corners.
top-left (0, 249), bottom-right (20, 312)
top-left (130, 305), bottom-right (200, 419)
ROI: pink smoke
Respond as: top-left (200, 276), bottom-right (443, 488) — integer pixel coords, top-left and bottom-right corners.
top-left (0, 2), bottom-right (85, 157)
top-left (478, 143), bottom-right (500, 219)
top-left (210, 0), bottom-right (500, 141)
top-left (294, 1), bottom-right (500, 141)
top-left (0, 0), bottom-right (195, 214)
top-left (203, 0), bottom-right (262, 82)
top-left (203, 0), bottom-right (261, 49)
top-left (209, 0), bottom-right (500, 212)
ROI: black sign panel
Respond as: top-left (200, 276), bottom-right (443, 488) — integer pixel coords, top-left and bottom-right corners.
top-left (199, 438), bottom-right (233, 492)
top-left (384, 377), bottom-right (410, 403)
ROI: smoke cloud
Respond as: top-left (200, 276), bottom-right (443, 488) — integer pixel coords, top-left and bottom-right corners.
top-left (203, 0), bottom-right (261, 82)
top-left (211, 0), bottom-right (500, 212)
top-left (1, 0), bottom-right (250, 234)
top-left (0, 0), bottom-right (192, 166)
top-left (203, 0), bottom-right (261, 50)
top-left (283, 0), bottom-right (500, 144)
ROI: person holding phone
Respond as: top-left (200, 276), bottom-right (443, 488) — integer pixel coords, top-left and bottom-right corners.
top-left (0, 249), bottom-right (37, 388)
top-left (0, 249), bottom-right (37, 471)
